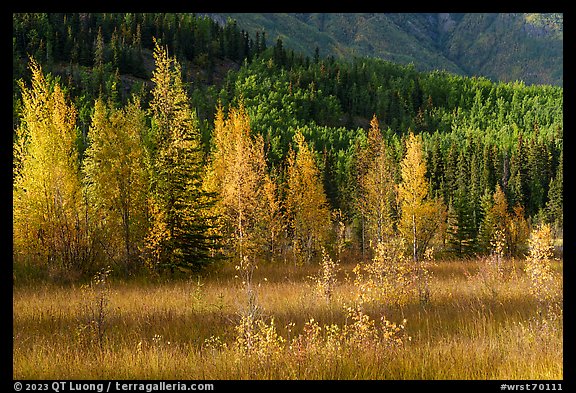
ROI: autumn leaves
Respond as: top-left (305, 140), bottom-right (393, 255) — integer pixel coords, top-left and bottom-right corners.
top-left (209, 101), bottom-right (331, 266)
top-left (13, 41), bottom-right (454, 277)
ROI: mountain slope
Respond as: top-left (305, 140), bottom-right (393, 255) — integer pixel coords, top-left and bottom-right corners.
top-left (212, 13), bottom-right (562, 86)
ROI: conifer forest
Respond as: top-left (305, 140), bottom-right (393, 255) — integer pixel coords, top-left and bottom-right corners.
top-left (13, 13), bottom-right (563, 383)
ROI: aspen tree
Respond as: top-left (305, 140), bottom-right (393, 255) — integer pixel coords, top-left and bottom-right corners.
top-left (356, 115), bottom-right (396, 251)
top-left (398, 132), bottom-right (430, 262)
top-left (285, 131), bottom-right (331, 264)
top-left (257, 170), bottom-right (286, 260)
top-left (525, 223), bottom-right (557, 306)
top-left (209, 102), bottom-right (267, 261)
top-left (478, 183), bottom-right (528, 257)
top-left (208, 102), bottom-right (285, 262)
top-left (82, 96), bottom-right (149, 272)
top-left (398, 132), bottom-right (445, 301)
top-left (480, 184), bottom-right (509, 255)
top-left (14, 59), bottom-right (89, 272)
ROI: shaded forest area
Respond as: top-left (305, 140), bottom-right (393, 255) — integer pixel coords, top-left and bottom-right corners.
top-left (13, 13), bottom-right (563, 280)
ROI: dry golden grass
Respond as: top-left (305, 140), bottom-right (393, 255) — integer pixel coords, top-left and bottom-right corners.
top-left (13, 257), bottom-right (562, 380)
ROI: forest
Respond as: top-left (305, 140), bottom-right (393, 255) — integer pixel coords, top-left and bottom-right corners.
top-left (215, 13), bottom-right (564, 86)
top-left (13, 14), bottom-right (563, 272)
top-left (13, 13), bottom-right (563, 381)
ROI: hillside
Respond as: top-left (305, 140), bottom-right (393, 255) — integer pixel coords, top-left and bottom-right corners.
top-left (12, 13), bottom-right (563, 268)
top-left (210, 13), bottom-right (563, 86)
top-left (12, 13), bottom-right (564, 383)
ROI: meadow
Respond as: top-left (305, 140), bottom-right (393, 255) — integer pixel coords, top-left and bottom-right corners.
top-left (13, 256), bottom-right (563, 380)
top-left (12, 12), bottom-right (563, 385)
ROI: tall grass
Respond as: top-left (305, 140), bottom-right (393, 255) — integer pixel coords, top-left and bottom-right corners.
top-left (13, 258), bottom-right (562, 379)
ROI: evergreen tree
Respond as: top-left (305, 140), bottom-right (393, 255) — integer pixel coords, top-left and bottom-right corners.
top-left (545, 149), bottom-right (563, 234)
top-left (93, 26), bottom-right (105, 68)
top-left (526, 137), bottom-right (551, 217)
top-left (507, 134), bottom-right (528, 209)
top-left (477, 188), bottom-right (495, 253)
top-left (445, 199), bottom-right (460, 255)
top-left (507, 165), bottom-right (525, 211)
top-left (442, 141), bottom-right (458, 203)
top-left (144, 42), bottom-right (218, 273)
top-left (446, 191), bottom-right (476, 257)
top-left (480, 143), bottom-right (497, 196)
top-left (452, 148), bottom-right (477, 255)
top-left (12, 14), bottom-right (563, 274)
top-left (468, 142), bottom-right (483, 241)
top-left (426, 133), bottom-right (444, 199)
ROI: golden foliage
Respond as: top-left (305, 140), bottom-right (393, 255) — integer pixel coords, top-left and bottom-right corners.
top-left (234, 315), bottom-right (285, 363)
top-left (398, 132), bottom-right (428, 210)
top-left (208, 102), bottom-right (284, 261)
top-left (285, 131), bottom-right (331, 264)
top-left (353, 238), bottom-right (416, 307)
top-left (517, 224), bottom-right (563, 350)
top-left (13, 59), bottom-right (88, 271)
top-left (356, 115), bottom-right (397, 249)
top-left (82, 97), bottom-right (149, 268)
top-left (398, 132), bottom-right (446, 263)
top-left (145, 41), bottom-right (215, 270)
top-left (314, 247), bottom-right (340, 301)
top-left (525, 224), bottom-right (558, 304)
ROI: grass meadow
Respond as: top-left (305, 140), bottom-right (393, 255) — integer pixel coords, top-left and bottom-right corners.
top-left (13, 257), bottom-right (563, 380)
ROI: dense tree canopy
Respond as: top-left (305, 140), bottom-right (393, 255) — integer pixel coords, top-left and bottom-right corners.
top-left (13, 13), bottom-right (562, 279)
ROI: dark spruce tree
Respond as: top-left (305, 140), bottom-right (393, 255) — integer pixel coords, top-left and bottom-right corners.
top-left (145, 41), bottom-right (220, 273)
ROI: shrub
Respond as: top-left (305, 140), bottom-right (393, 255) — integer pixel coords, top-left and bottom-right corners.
top-left (314, 247), bottom-right (340, 302)
top-left (353, 238), bottom-right (416, 308)
top-left (524, 224), bottom-right (560, 310)
top-left (76, 266), bottom-right (112, 351)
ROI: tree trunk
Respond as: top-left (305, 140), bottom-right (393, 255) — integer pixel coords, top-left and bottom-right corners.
top-left (412, 212), bottom-right (417, 263)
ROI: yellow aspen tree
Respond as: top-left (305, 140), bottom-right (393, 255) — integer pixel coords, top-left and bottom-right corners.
top-left (398, 132), bottom-right (430, 262)
top-left (82, 96), bottom-right (149, 272)
top-left (285, 131), bottom-right (332, 264)
top-left (398, 132), bottom-right (446, 302)
top-left (14, 59), bottom-right (88, 273)
top-left (479, 184), bottom-right (513, 256)
top-left (480, 184), bottom-right (529, 258)
top-left (208, 102), bottom-right (280, 262)
top-left (509, 204), bottom-right (530, 257)
top-left (357, 115), bottom-right (396, 251)
top-left (256, 170), bottom-right (286, 260)
top-left (491, 183), bottom-right (510, 232)
top-left (207, 102), bottom-right (233, 187)
top-left (398, 132), bottom-right (445, 302)
top-left (225, 105), bottom-right (265, 261)
top-left (525, 223), bottom-right (557, 307)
